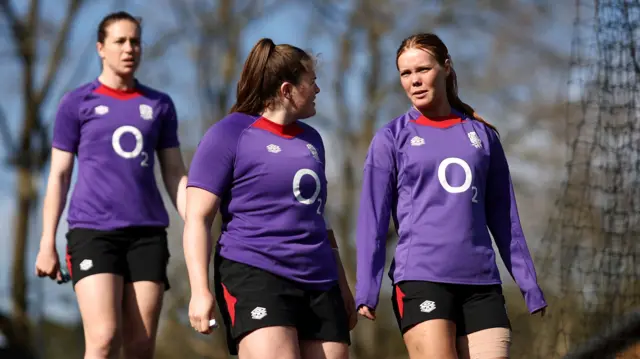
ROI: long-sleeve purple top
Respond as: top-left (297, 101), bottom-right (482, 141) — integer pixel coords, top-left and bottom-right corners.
top-left (355, 108), bottom-right (547, 314)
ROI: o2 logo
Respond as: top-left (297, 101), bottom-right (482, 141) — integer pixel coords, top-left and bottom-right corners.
top-left (111, 125), bottom-right (149, 167)
top-left (437, 157), bottom-right (478, 203)
top-left (292, 168), bottom-right (324, 214)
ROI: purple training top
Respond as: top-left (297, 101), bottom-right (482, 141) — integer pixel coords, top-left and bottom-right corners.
top-left (355, 108), bottom-right (547, 314)
top-left (187, 113), bottom-right (338, 290)
top-left (52, 79), bottom-right (180, 231)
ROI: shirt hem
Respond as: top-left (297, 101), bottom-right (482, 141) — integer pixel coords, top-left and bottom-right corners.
top-left (219, 251), bottom-right (338, 291)
top-left (67, 221), bottom-right (169, 232)
top-left (52, 143), bottom-right (76, 153)
top-left (186, 182), bottom-right (223, 198)
top-left (391, 274), bottom-right (503, 286)
top-left (156, 143), bottom-right (180, 150)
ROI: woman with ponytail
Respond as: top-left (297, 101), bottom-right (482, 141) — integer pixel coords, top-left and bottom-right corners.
top-left (354, 33), bottom-right (547, 359)
top-left (183, 38), bottom-right (354, 359)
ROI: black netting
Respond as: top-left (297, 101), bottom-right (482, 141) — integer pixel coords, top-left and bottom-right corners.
top-left (533, 0), bottom-right (640, 358)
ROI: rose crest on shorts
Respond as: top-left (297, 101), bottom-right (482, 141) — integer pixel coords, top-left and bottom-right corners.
top-left (419, 300), bottom-right (436, 313)
top-left (250, 306), bottom-right (267, 320)
top-left (79, 259), bottom-right (93, 271)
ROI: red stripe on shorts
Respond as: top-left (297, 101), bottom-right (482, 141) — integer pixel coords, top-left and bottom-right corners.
top-left (65, 245), bottom-right (73, 279)
top-left (222, 283), bottom-right (237, 326)
top-left (395, 285), bottom-right (406, 319)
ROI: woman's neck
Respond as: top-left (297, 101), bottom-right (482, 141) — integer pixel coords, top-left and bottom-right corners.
top-left (98, 71), bottom-right (135, 91)
top-left (261, 108), bottom-right (297, 126)
top-left (415, 100), bottom-right (451, 119)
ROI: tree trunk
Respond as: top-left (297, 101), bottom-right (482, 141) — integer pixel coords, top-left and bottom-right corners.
top-left (10, 168), bottom-right (34, 352)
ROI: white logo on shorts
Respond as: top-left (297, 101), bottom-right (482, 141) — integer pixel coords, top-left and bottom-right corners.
top-left (419, 300), bottom-right (436, 313)
top-left (79, 259), bottom-right (93, 271)
top-left (251, 307), bottom-right (267, 320)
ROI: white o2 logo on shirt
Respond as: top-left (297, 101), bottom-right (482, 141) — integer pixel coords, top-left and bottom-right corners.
top-left (292, 168), bottom-right (323, 214)
top-left (437, 157), bottom-right (478, 203)
top-left (112, 125), bottom-right (149, 167)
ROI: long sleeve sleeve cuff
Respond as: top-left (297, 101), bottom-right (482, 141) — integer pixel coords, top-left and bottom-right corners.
top-left (524, 286), bottom-right (547, 313)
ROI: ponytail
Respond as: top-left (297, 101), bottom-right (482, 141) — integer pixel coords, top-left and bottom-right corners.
top-left (229, 38), bottom-right (276, 114)
top-left (446, 64), bottom-right (499, 134)
top-left (229, 38), bottom-right (314, 116)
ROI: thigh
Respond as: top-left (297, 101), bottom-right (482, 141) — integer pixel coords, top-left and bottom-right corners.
top-left (66, 228), bottom-right (127, 287)
top-left (457, 327), bottom-right (511, 359)
top-left (74, 273), bottom-right (124, 347)
top-left (122, 281), bottom-right (165, 347)
top-left (125, 227), bottom-right (171, 290)
top-left (403, 319), bottom-right (458, 359)
top-left (238, 326), bottom-right (300, 359)
top-left (298, 284), bottom-right (350, 348)
top-left (392, 281), bottom-right (459, 359)
top-left (214, 255), bottom-right (302, 357)
top-left (457, 285), bottom-right (511, 336)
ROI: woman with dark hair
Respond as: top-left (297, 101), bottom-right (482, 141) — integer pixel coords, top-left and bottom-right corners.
top-left (34, 11), bottom-right (187, 359)
top-left (184, 38), bottom-right (356, 359)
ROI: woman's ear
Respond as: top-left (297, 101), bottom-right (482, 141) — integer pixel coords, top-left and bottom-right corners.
top-left (444, 58), bottom-right (452, 77)
top-left (280, 82), bottom-right (294, 102)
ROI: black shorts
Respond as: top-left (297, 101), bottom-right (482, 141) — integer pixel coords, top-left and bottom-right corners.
top-left (65, 226), bottom-right (171, 290)
top-left (391, 281), bottom-right (510, 336)
top-left (214, 255), bottom-right (351, 356)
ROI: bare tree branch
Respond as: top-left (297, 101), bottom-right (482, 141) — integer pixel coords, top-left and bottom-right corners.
top-left (168, 0), bottom-right (197, 28)
top-left (0, 0), bottom-right (90, 353)
top-left (0, 0), bottom-right (26, 58)
top-left (306, 0), bottom-right (351, 36)
top-left (24, 0), bottom-right (40, 65)
top-left (183, 0), bottom-right (288, 127)
top-left (36, 0), bottom-right (83, 105)
top-left (143, 29), bottom-right (185, 59)
top-left (57, 36), bottom-right (95, 94)
top-left (155, 2), bottom-right (289, 357)
top-left (0, 104), bottom-right (15, 157)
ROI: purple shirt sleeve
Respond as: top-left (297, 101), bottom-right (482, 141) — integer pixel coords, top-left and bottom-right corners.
top-left (187, 122), bottom-right (237, 197)
top-left (355, 128), bottom-right (397, 310)
top-left (51, 93), bottom-right (80, 153)
top-left (157, 95), bottom-right (180, 150)
top-left (485, 128), bottom-right (547, 314)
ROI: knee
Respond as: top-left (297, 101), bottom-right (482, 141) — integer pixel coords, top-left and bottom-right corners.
top-left (84, 326), bottom-right (120, 359)
top-left (123, 336), bottom-right (155, 359)
top-left (299, 341), bottom-right (350, 359)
